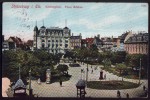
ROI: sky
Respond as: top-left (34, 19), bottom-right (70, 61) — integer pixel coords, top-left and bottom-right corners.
top-left (3, 2), bottom-right (148, 41)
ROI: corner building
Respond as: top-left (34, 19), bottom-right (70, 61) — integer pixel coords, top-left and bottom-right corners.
top-left (33, 25), bottom-right (71, 54)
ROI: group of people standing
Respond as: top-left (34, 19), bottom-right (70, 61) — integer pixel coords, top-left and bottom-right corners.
top-left (117, 90), bottom-right (129, 98)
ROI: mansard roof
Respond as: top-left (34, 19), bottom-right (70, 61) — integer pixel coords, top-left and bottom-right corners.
top-left (64, 27), bottom-right (69, 29)
top-left (101, 37), bottom-right (112, 42)
top-left (8, 37), bottom-right (23, 44)
top-left (41, 26), bottom-right (46, 28)
top-left (70, 36), bottom-right (81, 39)
top-left (125, 33), bottom-right (148, 44)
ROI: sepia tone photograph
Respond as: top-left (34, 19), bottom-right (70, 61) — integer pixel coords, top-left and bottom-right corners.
top-left (2, 2), bottom-right (149, 98)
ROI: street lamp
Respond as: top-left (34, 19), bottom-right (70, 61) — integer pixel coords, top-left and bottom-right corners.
top-left (139, 58), bottom-right (142, 84)
top-left (29, 69), bottom-right (32, 97)
top-left (19, 64), bottom-right (21, 79)
top-left (86, 58), bottom-right (89, 82)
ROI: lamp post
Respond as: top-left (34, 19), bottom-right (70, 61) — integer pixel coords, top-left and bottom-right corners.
top-left (139, 58), bottom-right (142, 84)
top-left (29, 69), bottom-right (32, 97)
top-left (19, 64), bottom-right (21, 79)
top-left (81, 69), bottom-right (82, 79)
top-left (86, 58), bottom-right (89, 82)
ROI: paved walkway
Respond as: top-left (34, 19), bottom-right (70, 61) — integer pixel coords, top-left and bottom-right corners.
top-left (30, 62), bottom-right (148, 98)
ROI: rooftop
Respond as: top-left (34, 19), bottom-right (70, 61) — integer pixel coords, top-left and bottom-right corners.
top-left (12, 79), bottom-right (26, 90)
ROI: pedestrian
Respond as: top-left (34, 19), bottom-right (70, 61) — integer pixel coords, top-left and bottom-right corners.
top-left (126, 93), bottom-right (129, 98)
top-left (143, 85), bottom-right (146, 91)
top-left (60, 79), bottom-right (62, 87)
top-left (117, 90), bottom-right (121, 98)
top-left (104, 74), bottom-right (106, 80)
top-left (144, 88), bottom-right (148, 97)
top-left (91, 69), bottom-right (93, 74)
top-left (37, 78), bottom-right (41, 85)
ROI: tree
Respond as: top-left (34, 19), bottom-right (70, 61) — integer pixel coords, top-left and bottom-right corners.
top-left (103, 59), bottom-right (111, 67)
top-left (56, 64), bottom-right (69, 75)
top-left (111, 51), bottom-right (127, 64)
top-left (116, 63), bottom-right (127, 76)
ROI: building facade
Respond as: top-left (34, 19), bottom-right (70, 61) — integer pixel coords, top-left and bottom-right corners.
top-left (101, 37), bottom-right (113, 51)
top-left (86, 38), bottom-right (95, 48)
top-left (81, 39), bottom-right (87, 47)
top-left (118, 31), bottom-right (133, 51)
top-left (2, 40), bottom-right (9, 51)
top-left (33, 25), bottom-right (71, 54)
top-left (124, 33), bottom-right (149, 54)
top-left (70, 34), bottom-right (82, 49)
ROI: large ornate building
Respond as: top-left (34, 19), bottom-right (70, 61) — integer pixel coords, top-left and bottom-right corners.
top-left (124, 32), bottom-right (149, 54)
top-left (33, 24), bottom-right (71, 54)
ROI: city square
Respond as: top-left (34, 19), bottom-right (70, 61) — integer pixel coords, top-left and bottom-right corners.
top-left (2, 61), bottom-right (148, 98)
top-left (2, 2), bottom-right (148, 98)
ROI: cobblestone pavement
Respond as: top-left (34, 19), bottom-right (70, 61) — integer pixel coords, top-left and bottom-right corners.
top-left (29, 62), bottom-right (148, 98)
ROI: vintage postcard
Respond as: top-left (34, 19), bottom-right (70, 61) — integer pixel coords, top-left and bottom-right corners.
top-left (2, 2), bottom-right (148, 98)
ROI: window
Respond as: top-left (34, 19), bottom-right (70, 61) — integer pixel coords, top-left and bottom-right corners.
top-left (65, 40), bottom-right (68, 43)
top-left (48, 40), bottom-right (50, 42)
top-left (42, 40), bottom-right (45, 42)
top-left (60, 39), bottom-right (62, 42)
top-left (56, 40), bottom-right (58, 42)
top-left (56, 44), bottom-right (58, 48)
top-left (48, 44), bottom-right (50, 47)
top-left (65, 44), bottom-right (68, 48)
top-left (52, 40), bottom-right (54, 42)
top-left (52, 44), bottom-right (54, 48)
top-left (56, 50), bottom-right (57, 53)
top-left (42, 44), bottom-right (45, 48)
top-left (60, 44), bottom-right (62, 46)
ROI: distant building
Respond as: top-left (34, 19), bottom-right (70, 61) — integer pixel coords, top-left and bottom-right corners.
top-left (93, 35), bottom-right (103, 52)
top-left (85, 38), bottom-right (95, 48)
top-left (2, 40), bottom-right (9, 51)
top-left (8, 37), bottom-right (24, 49)
top-left (81, 39), bottom-right (87, 47)
top-left (118, 31), bottom-right (133, 51)
top-left (26, 40), bottom-right (33, 50)
top-left (111, 38), bottom-right (121, 52)
top-left (101, 37), bottom-right (113, 51)
top-left (70, 33), bottom-right (82, 49)
top-left (124, 32), bottom-right (148, 54)
top-left (93, 36), bottom-right (103, 48)
top-left (33, 24), bottom-right (71, 54)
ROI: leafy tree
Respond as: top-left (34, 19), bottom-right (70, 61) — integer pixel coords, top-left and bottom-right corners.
top-left (103, 59), bottom-right (111, 67)
top-left (56, 64), bottom-right (69, 75)
top-left (111, 51), bottom-right (127, 64)
top-left (116, 63), bottom-right (127, 76)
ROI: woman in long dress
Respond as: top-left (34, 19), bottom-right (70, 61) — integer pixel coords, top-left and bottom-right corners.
top-left (37, 78), bottom-right (41, 85)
